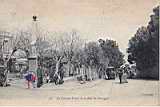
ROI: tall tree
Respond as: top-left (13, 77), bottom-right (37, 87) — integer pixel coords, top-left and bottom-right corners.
top-left (47, 30), bottom-right (84, 82)
top-left (63, 30), bottom-right (84, 76)
top-left (35, 36), bottom-right (50, 66)
top-left (127, 6), bottom-right (159, 79)
top-left (99, 39), bottom-right (125, 69)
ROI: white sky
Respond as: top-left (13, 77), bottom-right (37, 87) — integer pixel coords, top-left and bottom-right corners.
top-left (0, 0), bottom-right (159, 60)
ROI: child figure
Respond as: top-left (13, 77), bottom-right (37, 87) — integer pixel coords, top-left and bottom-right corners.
top-left (31, 72), bottom-right (36, 88)
top-left (46, 73), bottom-right (50, 83)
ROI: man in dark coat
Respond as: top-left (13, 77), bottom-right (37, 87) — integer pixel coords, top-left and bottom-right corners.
top-left (36, 65), bottom-right (43, 88)
top-left (118, 69), bottom-right (123, 84)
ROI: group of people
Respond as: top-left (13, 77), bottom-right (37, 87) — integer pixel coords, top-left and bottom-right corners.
top-left (24, 64), bottom-right (129, 88)
top-left (24, 65), bottom-right (48, 89)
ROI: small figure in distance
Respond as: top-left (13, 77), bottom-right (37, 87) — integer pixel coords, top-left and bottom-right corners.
top-left (118, 68), bottom-right (123, 84)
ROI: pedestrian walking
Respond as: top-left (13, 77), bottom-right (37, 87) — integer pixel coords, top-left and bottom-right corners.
top-left (118, 68), bottom-right (123, 84)
top-left (31, 72), bottom-right (36, 88)
top-left (24, 71), bottom-right (32, 89)
top-left (44, 72), bottom-right (50, 83)
top-left (36, 65), bottom-right (43, 88)
top-left (46, 74), bottom-right (50, 83)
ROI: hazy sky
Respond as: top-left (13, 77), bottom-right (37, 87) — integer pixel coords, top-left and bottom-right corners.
top-left (0, 0), bottom-right (159, 59)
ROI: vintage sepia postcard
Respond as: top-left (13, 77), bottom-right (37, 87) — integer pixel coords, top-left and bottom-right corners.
top-left (0, 0), bottom-right (159, 106)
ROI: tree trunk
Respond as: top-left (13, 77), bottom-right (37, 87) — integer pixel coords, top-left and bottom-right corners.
top-left (88, 66), bottom-right (92, 80)
top-left (55, 60), bottom-right (60, 79)
top-left (54, 56), bottom-right (63, 80)
top-left (98, 67), bottom-right (101, 79)
top-left (68, 60), bottom-right (71, 76)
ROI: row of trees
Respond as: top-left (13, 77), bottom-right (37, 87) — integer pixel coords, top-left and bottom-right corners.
top-left (6, 28), bottom-right (125, 81)
top-left (127, 6), bottom-right (159, 79)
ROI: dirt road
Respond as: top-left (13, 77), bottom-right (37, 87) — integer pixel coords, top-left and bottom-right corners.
top-left (0, 78), bottom-right (159, 106)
